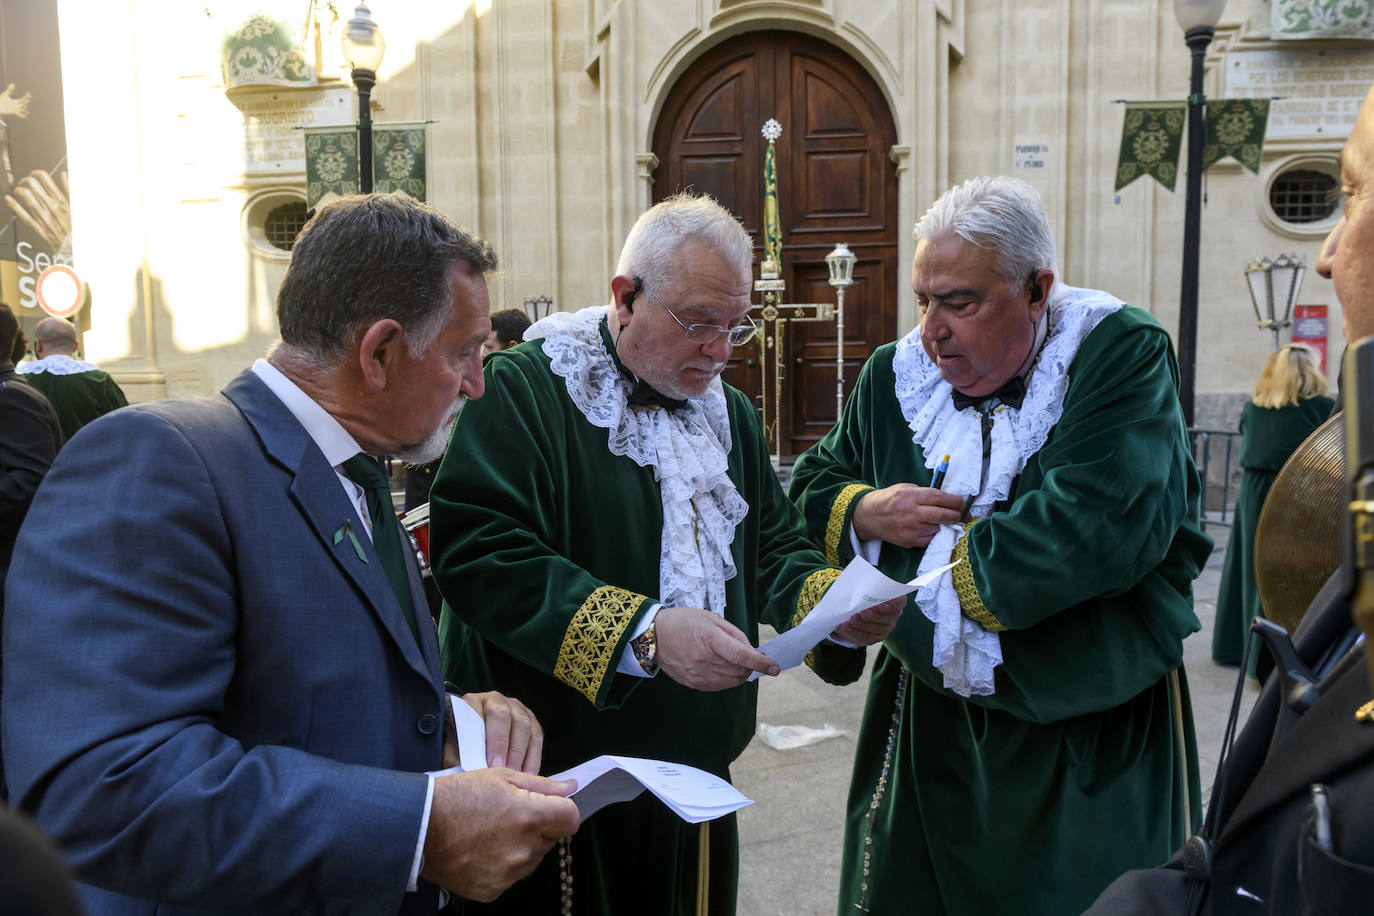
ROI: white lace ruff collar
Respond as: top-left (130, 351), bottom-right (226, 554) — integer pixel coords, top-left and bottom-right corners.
top-left (527, 306), bottom-right (747, 614)
top-left (892, 285), bottom-right (1124, 696)
top-left (17, 353), bottom-right (100, 375)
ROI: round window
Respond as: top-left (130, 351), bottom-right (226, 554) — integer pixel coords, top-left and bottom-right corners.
top-left (241, 190), bottom-right (308, 261)
top-left (265, 201), bottom-right (309, 251)
top-left (1268, 168), bottom-right (1340, 225)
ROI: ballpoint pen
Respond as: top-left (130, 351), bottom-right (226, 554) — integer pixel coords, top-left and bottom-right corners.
top-left (931, 454), bottom-right (950, 489)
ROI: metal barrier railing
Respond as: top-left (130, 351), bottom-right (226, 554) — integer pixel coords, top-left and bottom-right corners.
top-left (1188, 427), bottom-right (1242, 531)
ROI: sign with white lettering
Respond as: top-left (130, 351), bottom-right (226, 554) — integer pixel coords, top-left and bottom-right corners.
top-left (1224, 49), bottom-right (1374, 138)
top-left (238, 87), bottom-right (353, 173)
top-left (1013, 142), bottom-right (1050, 171)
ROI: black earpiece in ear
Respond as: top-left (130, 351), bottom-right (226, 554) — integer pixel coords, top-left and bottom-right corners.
top-left (626, 276), bottom-right (643, 311)
top-left (1028, 273), bottom-right (1043, 303)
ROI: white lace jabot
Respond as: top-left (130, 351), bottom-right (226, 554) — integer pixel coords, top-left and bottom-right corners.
top-left (17, 353), bottom-right (100, 375)
top-left (892, 285), bottom-right (1124, 696)
top-left (527, 306), bottom-right (747, 614)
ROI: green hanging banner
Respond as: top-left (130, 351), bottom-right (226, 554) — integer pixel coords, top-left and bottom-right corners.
top-left (303, 127), bottom-right (359, 210)
top-left (1202, 99), bottom-right (1270, 174)
top-left (761, 118), bottom-right (783, 270)
top-left (372, 124), bottom-right (427, 201)
top-left (1115, 101), bottom-right (1187, 192)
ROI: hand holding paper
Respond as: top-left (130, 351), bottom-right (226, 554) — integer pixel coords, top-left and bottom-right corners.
top-left (832, 593), bottom-right (906, 646)
top-left (442, 695), bottom-right (752, 825)
top-left (750, 554), bottom-right (961, 679)
top-left (655, 605), bottom-right (780, 690)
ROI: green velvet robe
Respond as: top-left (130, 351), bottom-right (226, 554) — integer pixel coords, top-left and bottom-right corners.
top-left (21, 366), bottom-right (128, 446)
top-left (431, 326), bottom-right (848, 916)
top-left (1211, 395), bottom-right (1333, 666)
top-left (790, 305), bottom-right (1212, 915)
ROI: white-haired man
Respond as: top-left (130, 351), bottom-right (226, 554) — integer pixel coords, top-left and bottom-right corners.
top-left (430, 191), bottom-right (903, 915)
top-left (790, 176), bottom-right (1213, 914)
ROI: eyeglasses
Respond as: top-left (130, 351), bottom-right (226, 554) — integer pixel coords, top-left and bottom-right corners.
top-left (636, 278), bottom-right (758, 347)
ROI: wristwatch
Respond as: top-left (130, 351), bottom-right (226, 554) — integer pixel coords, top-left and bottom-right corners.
top-left (630, 623), bottom-right (659, 675)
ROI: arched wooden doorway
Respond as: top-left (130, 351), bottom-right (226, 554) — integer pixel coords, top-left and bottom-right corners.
top-left (651, 30), bottom-right (899, 458)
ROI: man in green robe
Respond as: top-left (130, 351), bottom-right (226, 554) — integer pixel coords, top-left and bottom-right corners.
top-left (18, 317), bottom-right (127, 445)
top-left (431, 192), bottom-right (902, 916)
top-left (789, 176), bottom-right (1213, 915)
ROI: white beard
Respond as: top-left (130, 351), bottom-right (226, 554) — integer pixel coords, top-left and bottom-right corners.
top-left (395, 397), bottom-right (464, 464)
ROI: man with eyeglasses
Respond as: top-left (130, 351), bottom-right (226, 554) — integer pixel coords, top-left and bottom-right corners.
top-left (428, 191), bottom-right (903, 916)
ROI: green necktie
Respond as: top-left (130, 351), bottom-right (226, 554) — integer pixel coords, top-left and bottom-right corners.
top-left (341, 453), bottom-right (420, 643)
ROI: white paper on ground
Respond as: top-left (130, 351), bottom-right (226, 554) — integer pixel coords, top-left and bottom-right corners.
top-left (749, 555), bottom-right (961, 680)
top-left (438, 694), bottom-right (752, 824)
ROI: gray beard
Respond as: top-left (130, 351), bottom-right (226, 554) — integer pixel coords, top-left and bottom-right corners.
top-left (395, 397), bottom-right (464, 464)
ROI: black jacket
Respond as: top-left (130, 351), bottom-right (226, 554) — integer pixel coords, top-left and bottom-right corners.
top-left (1085, 572), bottom-right (1374, 915)
top-left (0, 360), bottom-right (61, 586)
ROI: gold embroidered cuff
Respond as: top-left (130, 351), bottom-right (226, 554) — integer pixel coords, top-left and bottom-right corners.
top-left (952, 522), bottom-right (1005, 632)
top-left (554, 585), bottom-right (650, 703)
top-left (825, 484), bottom-right (874, 566)
top-left (791, 567), bottom-right (842, 631)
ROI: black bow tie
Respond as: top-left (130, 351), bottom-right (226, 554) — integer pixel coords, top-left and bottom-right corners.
top-left (627, 379), bottom-right (687, 411)
top-left (598, 315), bottom-right (688, 411)
top-left (951, 375), bottom-right (1027, 412)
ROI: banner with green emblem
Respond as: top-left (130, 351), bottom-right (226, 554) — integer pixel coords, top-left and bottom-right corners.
top-left (1202, 99), bottom-right (1270, 174)
top-left (1115, 101), bottom-right (1187, 192)
top-left (372, 124), bottom-right (427, 201)
top-left (303, 128), bottom-right (358, 210)
top-left (1272, 0), bottom-right (1374, 40)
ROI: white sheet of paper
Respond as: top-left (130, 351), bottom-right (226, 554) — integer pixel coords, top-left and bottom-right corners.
top-left (551, 755), bottom-right (752, 824)
top-left (749, 555), bottom-right (960, 680)
top-left (438, 695), bottom-right (752, 824)
top-left (452, 694), bottom-right (490, 771)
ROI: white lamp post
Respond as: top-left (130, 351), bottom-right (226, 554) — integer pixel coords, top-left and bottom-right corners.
top-left (1244, 254), bottom-right (1307, 350)
top-left (825, 243), bottom-right (857, 420)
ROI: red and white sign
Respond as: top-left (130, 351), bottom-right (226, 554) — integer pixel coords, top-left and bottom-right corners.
top-left (1292, 304), bottom-right (1328, 373)
top-left (35, 264), bottom-right (85, 318)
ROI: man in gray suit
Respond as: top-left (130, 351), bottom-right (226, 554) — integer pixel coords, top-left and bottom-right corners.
top-left (1, 194), bottom-right (580, 913)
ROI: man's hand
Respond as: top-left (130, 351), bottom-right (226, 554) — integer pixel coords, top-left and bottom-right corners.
top-left (833, 596), bottom-right (905, 646)
top-left (851, 484), bottom-right (963, 548)
top-left (0, 83), bottom-right (30, 118)
top-left (460, 691), bottom-right (544, 774)
top-left (654, 606), bottom-right (780, 690)
top-left (421, 768), bottom-right (580, 903)
top-left (5, 169), bottom-right (71, 252)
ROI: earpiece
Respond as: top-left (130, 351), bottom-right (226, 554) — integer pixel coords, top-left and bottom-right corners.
top-left (626, 276), bottom-right (643, 311)
top-left (1028, 273), bottom-right (1043, 303)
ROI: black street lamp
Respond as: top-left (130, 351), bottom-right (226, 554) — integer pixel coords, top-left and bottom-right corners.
top-left (340, 2), bottom-right (386, 194)
top-left (1173, 0), bottom-right (1227, 427)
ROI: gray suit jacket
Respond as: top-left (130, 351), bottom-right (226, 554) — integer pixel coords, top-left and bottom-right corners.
top-left (2, 370), bottom-right (447, 914)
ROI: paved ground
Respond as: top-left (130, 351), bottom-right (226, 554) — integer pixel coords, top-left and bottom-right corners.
top-left (733, 517), bottom-right (1255, 916)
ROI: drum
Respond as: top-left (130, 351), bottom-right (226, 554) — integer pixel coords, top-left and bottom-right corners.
top-left (401, 502), bottom-right (432, 578)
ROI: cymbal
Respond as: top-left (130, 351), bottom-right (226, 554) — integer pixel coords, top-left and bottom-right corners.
top-left (1254, 411), bottom-right (1343, 633)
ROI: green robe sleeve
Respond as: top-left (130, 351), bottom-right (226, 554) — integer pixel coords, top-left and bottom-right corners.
top-left (792, 310), bottom-right (1214, 722)
top-left (964, 311), bottom-right (1208, 630)
top-left (430, 349), bottom-right (657, 711)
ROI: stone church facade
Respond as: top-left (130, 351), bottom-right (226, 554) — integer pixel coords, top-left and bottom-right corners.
top-left (37, 0), bottom-right (1365, 442)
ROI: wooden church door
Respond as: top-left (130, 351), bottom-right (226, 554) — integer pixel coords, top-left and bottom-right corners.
top-left (651, 30), bottom-right (900, 458)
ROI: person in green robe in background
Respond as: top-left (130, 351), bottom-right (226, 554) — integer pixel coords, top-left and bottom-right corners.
top-left (429, 192), bottom-right (904, 916)
top-left (789, 176), bottom-right (1213, 916)
top-left (1212, 343), bottom-right (1334, 669)
top-left (17, 316), bottom-right (127, 445)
